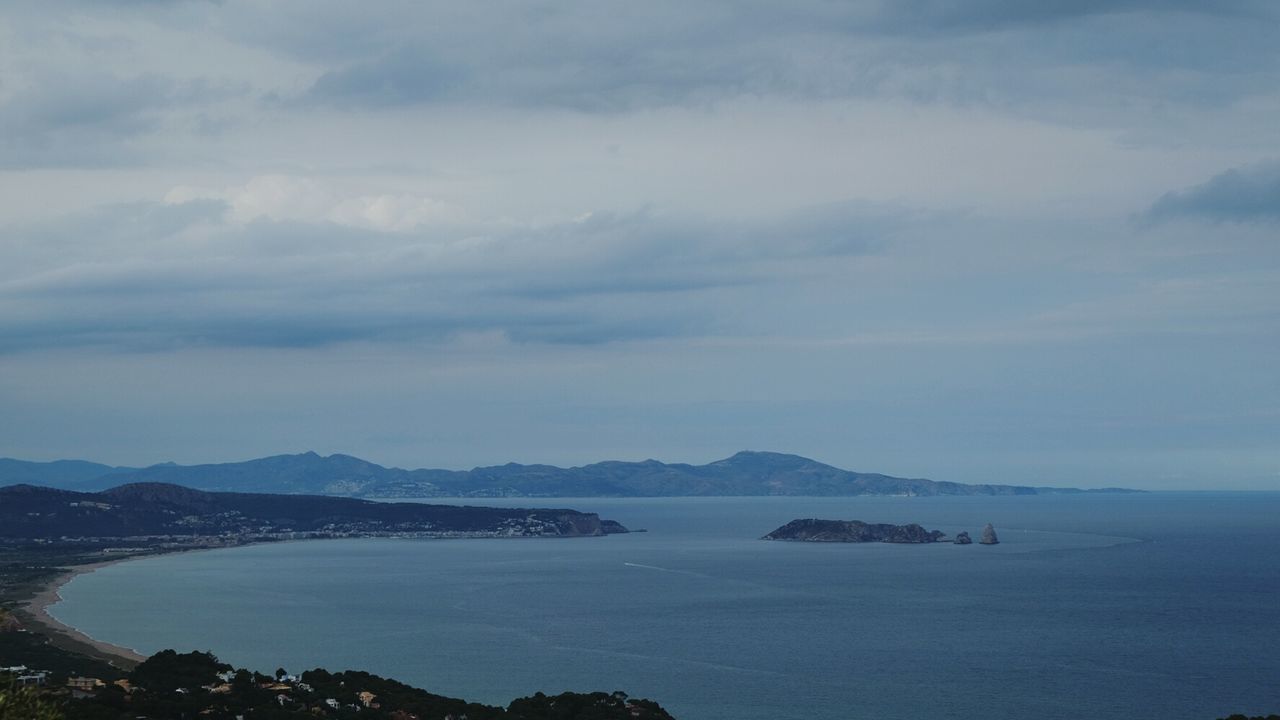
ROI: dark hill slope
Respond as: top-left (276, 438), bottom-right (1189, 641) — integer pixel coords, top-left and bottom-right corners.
top-left (0, 483), bottom-right (620, 540)
top-left (68, 650), bottom-right (675, 720)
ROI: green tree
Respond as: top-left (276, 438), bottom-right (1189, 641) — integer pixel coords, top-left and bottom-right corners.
top-left (0, 682), bottom-right (63, 720)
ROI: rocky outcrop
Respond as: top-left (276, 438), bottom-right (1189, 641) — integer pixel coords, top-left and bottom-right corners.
top-left (600, 519), bottom-right (630, 534)
top-left (953, 531), bottom-right (972, 545)
top-left (762, 519), bottom-right (945, 543)
top-left (980, 523), bottom-right (999, 545)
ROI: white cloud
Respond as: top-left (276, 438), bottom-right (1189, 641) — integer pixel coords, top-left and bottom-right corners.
top-left (329, 193), bottom-right (456, 232)
top-left (165, 175), bottom-right (460, 231)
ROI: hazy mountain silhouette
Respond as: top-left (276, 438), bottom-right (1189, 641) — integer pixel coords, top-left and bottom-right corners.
top-left (0, 451), bottom-right (1136, 497)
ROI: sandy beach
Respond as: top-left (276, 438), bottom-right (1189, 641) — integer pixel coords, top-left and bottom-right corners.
top-left (19, 559), bottom-right (150, 665)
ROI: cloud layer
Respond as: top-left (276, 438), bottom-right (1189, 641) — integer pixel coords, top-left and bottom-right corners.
top-left (0, 1), bottom-right (1277, 488)
top-left (1147, 160), bottom-right (1280, 223)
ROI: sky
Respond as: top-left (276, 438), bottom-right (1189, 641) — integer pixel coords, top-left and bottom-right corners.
top-left (0, 1), bottom-right (1277, 490)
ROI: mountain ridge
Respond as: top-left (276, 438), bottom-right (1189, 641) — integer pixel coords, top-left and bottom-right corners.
top-left (0, 450), bottom-right (1138, 498)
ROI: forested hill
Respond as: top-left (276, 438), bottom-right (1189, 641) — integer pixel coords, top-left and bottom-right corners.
top-left (21, 649), bottom-right (676, 720)
top-left (0, 450), bottom-right (1137, 498)
top-left (0, 483), bottom-right (623, 540)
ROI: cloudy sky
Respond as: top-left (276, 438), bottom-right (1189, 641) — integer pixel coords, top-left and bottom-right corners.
top-left (1, 1), bottom-right (1277, 489)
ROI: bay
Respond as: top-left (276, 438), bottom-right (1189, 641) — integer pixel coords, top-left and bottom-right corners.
top-left (51, 494), bottom-right (1280, 720)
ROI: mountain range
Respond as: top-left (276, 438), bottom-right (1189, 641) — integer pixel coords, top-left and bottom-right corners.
top-left (0, 451), bottom-right (1136, 498)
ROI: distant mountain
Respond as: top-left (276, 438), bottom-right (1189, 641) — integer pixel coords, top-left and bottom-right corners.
top-left (0, 451), bottom-right (1138, 498)
top-left (0, 458), bottom-right (136, 489)
top-left (0, 483), bottom-right (623, 540)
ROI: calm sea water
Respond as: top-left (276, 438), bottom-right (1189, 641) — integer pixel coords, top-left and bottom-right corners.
top-left (52, 494), bottom-right (1280, 720)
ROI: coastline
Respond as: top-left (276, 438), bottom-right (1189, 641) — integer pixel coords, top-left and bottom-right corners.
top-left (18, 558), bottom-right (150, 666)
top-left (4, 532), bottom-right (583, 674)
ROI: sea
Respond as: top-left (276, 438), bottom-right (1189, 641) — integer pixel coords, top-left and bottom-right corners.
top-left (50, 494), bottom-right (1280, 720)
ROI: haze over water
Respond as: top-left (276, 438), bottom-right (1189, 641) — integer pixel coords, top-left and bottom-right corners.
top-left (51, 494), bottom-right (1280, 720)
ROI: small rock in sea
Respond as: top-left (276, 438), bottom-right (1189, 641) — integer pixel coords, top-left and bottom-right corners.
top-left (953, 531), bottom-right (972, 545)
top-left (979, 523), bottom-right (999, 545)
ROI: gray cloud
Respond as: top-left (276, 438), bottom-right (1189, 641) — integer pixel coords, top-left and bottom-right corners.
top-left (1146, 160), bottom-right (1280, 224)
top-left (295, 14), bottom-right (780, 112)
top-left (268, 0), bottom-right (1280, 114)
top-left (0, 70), bottom-right (244, 168)
top-left (14, 199), bottom-right (228, 248)
top-left (0, 196), bottom-right (908, 353)
top-left (2, 0), bottom-right (1274, 172)
top-left (873, 0), bottom-right (1275, 33)
top-left (0, 73), bottom-right (167, 167)
top-left (306, 47), bottom-right (465, 107)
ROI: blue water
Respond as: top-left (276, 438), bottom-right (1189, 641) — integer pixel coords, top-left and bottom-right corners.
top-left (52, 494), bottom-right (1280, 720)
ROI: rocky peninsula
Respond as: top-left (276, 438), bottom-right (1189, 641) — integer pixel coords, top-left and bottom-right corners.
top-left (0, 482), bottom-right (629, 542)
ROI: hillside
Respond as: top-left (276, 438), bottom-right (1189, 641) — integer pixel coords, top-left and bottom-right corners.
top-left (0, 451), bottom-right (1137, 498)
top-left (10, 649), bottom-right (675, 720)
top-left (0, 483), bottom-right (624, 540)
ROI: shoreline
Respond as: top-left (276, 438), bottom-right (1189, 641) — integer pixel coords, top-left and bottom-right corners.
top-left (6, 531), bottom-right (606, 673)
top-left (18, 558), bottom-right (152, 666)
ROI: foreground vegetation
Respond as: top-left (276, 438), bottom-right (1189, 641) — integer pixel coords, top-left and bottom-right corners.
top-left (3, 650), bottom-right (674, 720)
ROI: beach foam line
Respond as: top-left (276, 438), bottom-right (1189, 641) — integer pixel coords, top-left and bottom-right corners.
top-left (621, 562), bottom-right (710, 578)
top-left (21, 560), bottom-right (150, 665)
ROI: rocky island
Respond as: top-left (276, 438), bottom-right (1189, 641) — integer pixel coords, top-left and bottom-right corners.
top-left (763, 519), bottom-right (1003, 545)
top-left (980, 523), bottom-right (1000, 545)
top-left (762, 519), bottom-right (946, 543)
